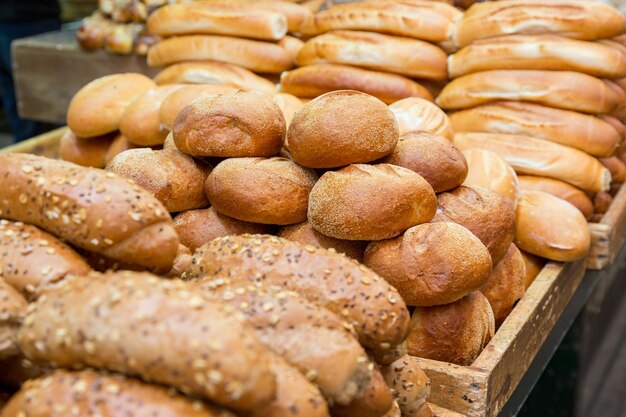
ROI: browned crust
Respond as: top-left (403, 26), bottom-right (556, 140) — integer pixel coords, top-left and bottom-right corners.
top-left (278, 221), bottom-right (366, 262)
top-left (331, 366), bottom-right (394, 417)
top-left (517, 175), bottom-right (594, 220)
top-left (59, 130), bottom-right (115, 168)
top-left (381, 355), bottom-right (431, 417)
top-left (0, 277), bottom-right (27, 360)
top-left (389, 97), bottom-right (453, 139)
top-left (461, 149), bottom-right (519, 207)
top-left (159, 84), bottom-right (237, 130)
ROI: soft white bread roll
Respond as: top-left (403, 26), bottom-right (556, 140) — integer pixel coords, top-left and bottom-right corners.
top-left (300, 0), bottom-right (461, 42)
top-left (449, 35), bottom-right (626, 79)
top-left (449, 101), bottom-right (621, 157)
top-left (515, 190), bottom-right (591, 261)
top-left (296, 30), bottom-right (448, 80)
top-left (67, 73), bottom-right (155, 137)
top-left (462, 149), bottom-right (519, 206)
top-left (147, 35), bottom-right (293, 73)
top-left (389, 97), bottom-right (453, 139)
top-left (453, 0), bottom-right (626, 48)
top-left (454, 132), bottom-right (612, 193)
top-left (279, 64), bottom-right (433, 104)
top-left (153, 61), bottom-right (275, 94)
top-left (159, 84), bottom-right (236, 130)
top-left (518, 175), bottom-right (594, 220)
top-left (437, 70), bottom-right (625, 114)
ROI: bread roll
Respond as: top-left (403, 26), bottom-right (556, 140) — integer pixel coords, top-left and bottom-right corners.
top-left (515, 191), bottom-right (591, 261)
top-left (272, 93), bottom-right (302, 126)
top-left (183, 234), bottom-right (411, 352)
top-left (119, 84), bottom-right (184, 146)
top-left (147, 35), bottom-right (293, 73)
top-left (364, 222), bottom-right (492, 306)
top-left (59, 129), bottom-right (115, 168)
top-left (594, 191), bottom-right (613, 215)
top-left (449, 101), bottom-right (621, 158)
top-left (278, 221), bottom-right (366, 262)
top-left (389, 97), bottom-right (453, 139)
top-left (173, 91), bottom-right (285, 157)
top-left (600, 156), bottom-right (626, 183)
top-left (153, 61), bottom-right (275, 94)
top-left (381, 131), bottom-right (467, 193)
top-left (19, 271), bottom-right (276, 410)
top-left (381, 355), bottom-right (431, 417)
top-left (67, 73), bottom-right (155, 137)
top-left (1, 369), bottom-right (236, 417)
top-left (330, 367), bottom-right (393, 417)
top-left (449, 35), bottom-right (626, 79)
top-left (309, 164), bottom-right (437, 240)
top-left (287, 90), bottom-right (399, 168)
top-left (103, 133), bottom-right (139, 165)
top-left (518, 175), bottom-right (594, 220)
top-left (462, 149), bottom-right (519, 206)
top-left (0, 153), bottom-right (179, 271)
top-left (454, 132), bottom-right (612, 193)
top-left (296, 30), bottom-right (448, 80)
top-left (520, 250), bottom-right (545, 290)
top-left (279, 64), bottom-right (433, 105)
top-left (0, 278), bottom-right (27, 360)
top-left (437, 70), bottom-right (625, 114)
top-left (159, 84), bottom-right (236, 130)
top-left (369, 341), bottom-right (407, 367)
top-left (279, 35), bottom-right (304, 64)
top-left (206, 157), bottom-right (317, 225)
top-left (406, 291), bottom-right (495, 366)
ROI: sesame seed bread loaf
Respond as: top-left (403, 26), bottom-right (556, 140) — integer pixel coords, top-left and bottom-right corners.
top-left (381, 355), bottom-right (431, 417)
top-left (330, 366), bottom-right (394, 417)
top-left (0, 278), bottom-right (27, 360)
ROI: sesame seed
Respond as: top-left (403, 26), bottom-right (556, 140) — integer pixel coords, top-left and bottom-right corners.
top-left (18, 194), bottom-right (27, 204)
top-left (305, 369), bottom-right (318, 381)
top-left (262, 302), bottom-right (274, 312)
top-left (105, 172), bottom-right (115, 178)
top-left (21, 165), bottom-right (33, 173)
top-left (46, 248), bottom-right (56, 255)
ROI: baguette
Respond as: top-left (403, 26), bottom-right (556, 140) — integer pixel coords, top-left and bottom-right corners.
top-left (279, 35), bottom-right (304, 64)
top-left (59, 129), bottom-right (115, 168)
top-left (183, 234), bottom-right (411, 352)
top-left (330, 366), bottom-right (394, 417)
top-left (18, 271), bottom-right (277, 410)
top-left (462, 149), bottom-right (519, 206)
top-left (518, 175), bottom-right (594, 220)
top-left (381, 355), bottom-right (431, 417)
top-left (454, 132), bottom-right (612, 192)
top-left (0, 153), bottom-right (179, 271)
top-left (0, 278), bottom-right (27, 360)
top-left (159, 84), bottom-right (236, 130)
top-left (389, 97), bottom-right (453, 139)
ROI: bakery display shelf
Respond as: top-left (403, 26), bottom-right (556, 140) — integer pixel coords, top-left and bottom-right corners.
top-left (587, 183), bottom-right (626, 269)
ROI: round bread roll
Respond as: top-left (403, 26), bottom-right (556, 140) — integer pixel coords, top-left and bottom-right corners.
top-left (518, 175), bottom-right (594, 220)
top-left (278, 221), bottom-right (367, 262)
top-left (381, 355), bottom-right (431, 417)
top-left (381, 131), bottom-right (467, 193)
top-left (594, 191), bottom-right (613, 215)
top-left (515, 190), bottom-right (591, 262)
top-left (406, 291), bottom-right (495, 366)
top-left (479, 243), bottom-right (525, 327)
top-left (434, 185), bottom-right (516, 264)
top-left (308, 164), bottom-right (437, 241)
top-left (520, 250), bottom-right (545, 290)
top-left (389, 97), bottom-right (453, 139)
top-left (296, 30), bottom-right (448, 80)
top-left (159, 84), bottom-right (236, 130)
top-left (272, 93), bottom-right (302, 127)
top-left (600, 156), bottom-right (626, 183)
top-left (58, 129), bottom-right (115, 168)
top-left (174, 207), bottom-right (273, 250)
top-left (173, 90), bottom-right (286, 157)
top-left (104, 133), bottom-right (140, 165)
top-left (364, 222), bottom-right (492, 306)
top-left (287, 90), bottom-right (399, 168)
top-left (279, 64), bottom-right (434, 105)
top-left (462, 149), bottom-right (519, 206)
top-left (67, 73), bottom-right (156, 137)
top-left (119, 84), bottom-right (183, 146)
top-left (205, 157), bottom-right (318, 225)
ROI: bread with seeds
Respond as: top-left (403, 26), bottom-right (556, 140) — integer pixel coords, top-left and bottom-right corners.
top-left (184, 234), bottom-right (411, 354)
top-left (330, 366), bottom-right (394, 417)
top-left (381, 355), bottom-right (431, 417)
top-left (0, 278), bottom-right (27, 360)
top-left (0, 153), bottom-right (178, 272)
top-left (18, 271), bottom-right (276, 410)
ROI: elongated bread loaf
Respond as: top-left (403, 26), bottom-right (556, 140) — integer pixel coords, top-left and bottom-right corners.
top-left (600, 156), bottom-right (626, 183)
top-left (462, 149), bottom-right (519, 206)
top-left (518, 175), bottom-right (594, 220)
top-left (389, 97), bottom-right (453, 139)
top-left (454, 132), bottom-right (612, 192)
top-left (381, 355), bottom-right (431, 417)
top-left (0, 278), bottom-right (27, 360)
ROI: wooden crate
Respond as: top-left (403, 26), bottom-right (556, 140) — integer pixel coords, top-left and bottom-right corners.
top-left (587, 184), bottom-right (626, 270)
top-left (0, 127), bottom-right (66, 157)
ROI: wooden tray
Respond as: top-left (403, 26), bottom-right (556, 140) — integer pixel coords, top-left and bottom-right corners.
top-left (0, 127), bottom-right (65, 158)
top-left (587, 183), bottom-right (626, 270)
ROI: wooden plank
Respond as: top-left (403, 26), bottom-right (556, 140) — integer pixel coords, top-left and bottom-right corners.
top-left (429, 402), bottom-right (468, 417)
top-left (587, 223), bottom-right (611, 270)
top-left (587, 183), bottom-right (626, 270)
top-left (0, 127), bottom-right (66, 158)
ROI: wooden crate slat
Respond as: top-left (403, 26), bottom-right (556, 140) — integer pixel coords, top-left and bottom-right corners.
top-left (430, 402), bottom-right (468, 417)
top-left (0, 127), bottom-right (66, 158)
top-left (586, 183), bottom-right (626, 269)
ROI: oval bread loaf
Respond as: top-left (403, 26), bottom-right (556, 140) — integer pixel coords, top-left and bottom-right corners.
top-left (58, 129), bottom-right (115, 168)
top-left (517, 175), bottom-right (594, 220)
top-left (159, 84), bottom-right (236, 130)
top-left (381, 355), bottom-right (431, 417)
top-left (462, 149), bottom-right (519, 206)
top-left (389, 97), bottom-right (453, 139)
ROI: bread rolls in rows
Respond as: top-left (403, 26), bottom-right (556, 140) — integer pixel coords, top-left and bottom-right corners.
top-left (462, 149), bottom-right (519, 206)
top-left (389, 97), bottom-right (453, 139)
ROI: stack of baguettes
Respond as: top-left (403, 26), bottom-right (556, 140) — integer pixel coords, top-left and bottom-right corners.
top-left (437, 0), bottom-right (626, 225)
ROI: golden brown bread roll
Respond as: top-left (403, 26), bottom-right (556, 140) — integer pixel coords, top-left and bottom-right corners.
top-left (0, 154), bottom-right (179, 272)
top-left (330, 366), bottom-right (393, 417)
top-left (206, 157), bottom-right (317, 225)
top-left (296, 30), bottom-right (448, 80)
top-left (520, 250), bottom-right (545, 290)
top-left (67, 73), bottom-right (155, 137)
top-left (173, 90), bottom-right (286, 157)
top-left (449, 101), bottom-right (622, 158)
top-left (0, 278), bottom-right (27, 360)
top-left (58, 129), bottom-right (115, 168)
top-left (272, 93), bottom-right (302, 127)
top-left (147, 35), bottom-right (294, 73)
top-left (449, 35), bottom-right (626, 79)
top-left (515, 191), bottom-right (591, 261)
top-left (381, 131), bottom-right (467, 193)
top-left (308, 164), bottom-right (437, 241)
top-left (174, 207), bottom-right (273, 251)
top-left (279, 64), bottom-right (433, 105)
top-left (369, 341), bottom-right (407, 367)
top-left (287, 90), bottom-right (399, 168)
top-left (594, 191), bottom-right (613, 215)
top-left (406, 291), bottom-right (495, 366)
top-left (103, 133), bottom-right (139, 165)
top-left (389, 97), bottom-right (453, 139)
top-left (518, 175), bottom-right (594, 220)
top-left (183, 234), bottom-right (411, 352)
top-left (278, 221), bottom-right (366, 262)
top-left (166, 244), bottom-right (193, 278)
top-left (462, 149), bottom-right (519, 206)
top-left (159, 84), bottom-right (236, 130)
top-left (153, 61), bottom-right (275, 94)
top-left (381, 355), bottom-right (431, 417)
top-left (0, 369), bottom-right (236, 417)
top-left (454, 132), bottom-right (612, 193)
top-left (434, 185), bottom-right (516, 265)
top-left (437, 70), bottom-right (625, 114)
top-left (364, 222), bottom-right (492, 307)
top-left (453, 0), bottom-right (626, 48)
top-left (19, 271), bottom-right (277, 410)
top-left (600, 156), bottom-right (626, 184)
